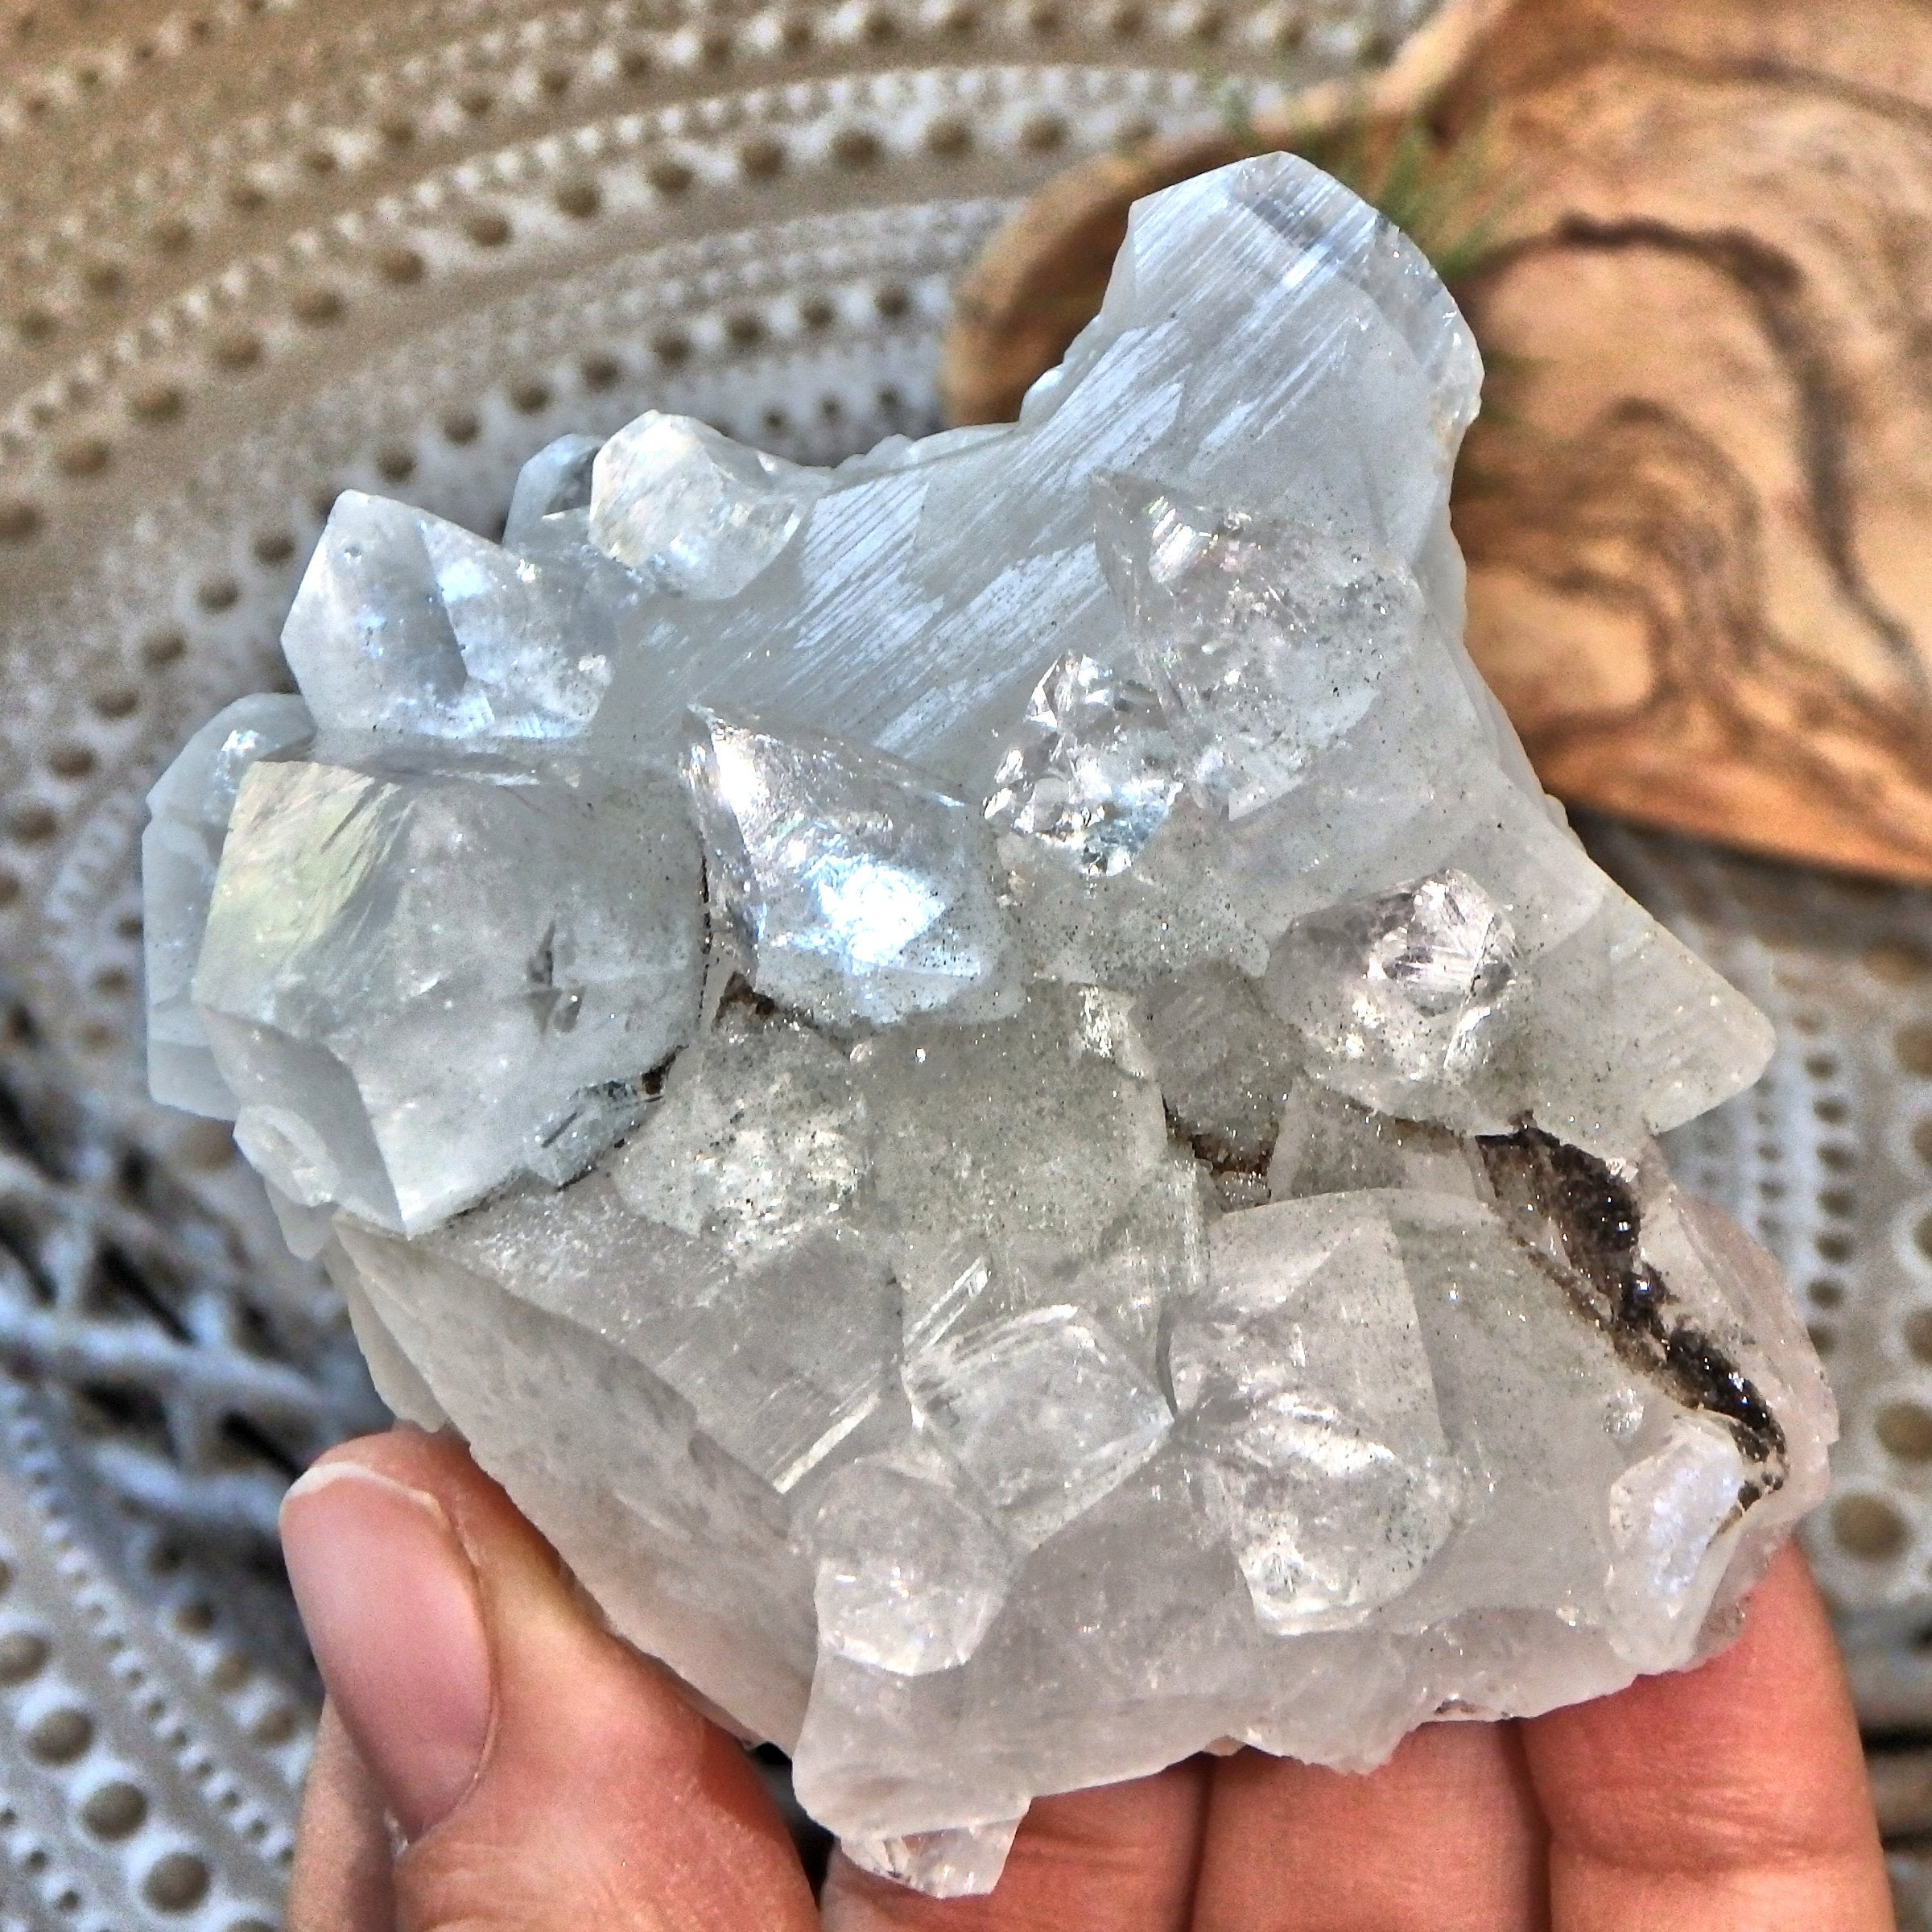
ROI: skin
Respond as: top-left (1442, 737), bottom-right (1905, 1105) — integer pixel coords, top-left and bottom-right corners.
top-left (286, 1429), bottom-right (1892, 1932)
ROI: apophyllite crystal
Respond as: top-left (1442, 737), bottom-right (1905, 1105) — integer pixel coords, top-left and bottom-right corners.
top-left (143, 155), bottom-right (1835, 1895)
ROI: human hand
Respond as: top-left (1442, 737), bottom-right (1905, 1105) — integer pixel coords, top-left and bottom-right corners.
top-left (283, 1427), bottom-right (1892, 1931)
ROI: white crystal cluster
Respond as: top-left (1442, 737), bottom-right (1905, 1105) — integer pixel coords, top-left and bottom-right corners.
top-left (143, 155), bottom-right (1835, 1895)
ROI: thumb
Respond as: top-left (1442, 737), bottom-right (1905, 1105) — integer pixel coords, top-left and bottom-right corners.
top-left (281, 1426), bottom-right (818, 1932)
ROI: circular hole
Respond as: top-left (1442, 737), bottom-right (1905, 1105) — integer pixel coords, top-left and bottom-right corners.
top-left (378, 115), bottom-right (415, 148)
top-left (227, 179), bottom-right (270, 214)
top-left (292, 287), bottom-right (345, 325)
top-left (15, 309), bottom-right (57, 346)
top-left (1107, 1), bottom-right (1144, 34)
top-left (142, 1852), bottom-right (210, 1913)
top-left (375, 447), bottom-right (415, 484)
top-left (82, 260), bottom-right (127, 300)
top-left (737, 136), bottom-right (783, 180)
top-left (1819, 1186), bottom-right (1856, 1217)
top-left (129, 383), bottom-right (185, 424)
top-left (1803, 1051), bottom-right (1839, 1080)
top-left (724, 311), bottom-right (765, 349)
top-left (538, 63), bottom-right (573, 97)
top-left (56, 437), bottom-right (109, 478)
top-left (251, 530), bottom-right (296, 566)
top-left (0, 501), bottom-right (43, 543)
top-left (1833, 1492), bottom-right (1909, 1560)
top-left (441, 411), bottom-right (481, 445)
top-left (1906, 1308), bottom-right (1932, 1364)
top-left (377, 246), bottom-right (426, 286)
top-left (1809, 1278), bottom-right (1844, 1308)
top-left (1880, 1402), bottom-right (1932, 1461)
top-left (1819, 1142), bottom-right (1855, 1171)
top-left (457, 86), bottom-right (495, 118)
top-left (173, 1600), bottom-right (215, 1635)
top-left (0, 873), bottom-right (19, 908)
top-left (210, 329), bottom-right (262, 371)
top-left (115, 910), bottom-right (142, 941)
top-left (465, 210), bottom-right (512, 249)
top-left (1814, 1096), bottom-right (1848, 1125)
top-left (650, 328), bottom-right (691, 365)
top-left (21, 1849), bottom-right (46, 1876)
top-left (856, 4), bottom-right (896, 42)
top-left (510, 380), bottom-right (551, 415)
top-left (90, 683), bottom-right (139, 720)
top-left (579, 353), bottom-right (622, 392)
top-left (1866, 939), bottom-right (1931, 985)
top-left (196, 576), bottom-right (241, 614)
top-left (142, 628), bottom-right (188, 667)
top-left (250, 1704), bottom-right (299, 1747)
top-left (150, 218), bottom-right (194, 256)
top-left (45, 742), bottom-right (95, 781)
top-left (799, 295), bottom-right (836, 332)
top-left (302, 146), bottom-right (337, 176)
top-left (1815, 1230), bottom-right (1853, 1263)
top-left (26, 1707), bottom-right (93, 1765)
top-left (7, 800), bottom-right (58, 843)
top-left (1806, 1322), bottom-right (1835, 1356)
top-left (775, 9), bottom-right (814, 47)
top-left (0, 1631), bottom-right (50, 1685)
top-left (1180, 2), bottom-right (1222, 39)
top-left (830, 126), bottom-right (881, 168)
top-left (648, 155), bottom-right (693, 196)
top-left (1899, 1024), bottom-right (1932, 1077)
top-left (80, 1779), bottom-right (146, 1840)
top-left (204, 1651), bottom-right (250, 1693)
top-left (1018, 111), bottom-right (1066, 153)
top-left (873, 283), bottom-right (912, 322)
top-left (554, 179), bottom-right (601, 219)
top-left (934, 0), bottom-right (976, 31)
top-left (923, 114), bottom-right (970, 155)
top-left (618, 44), bottom-right (652, 80)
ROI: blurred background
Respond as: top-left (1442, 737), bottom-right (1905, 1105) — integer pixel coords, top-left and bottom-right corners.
top-left (2, 0), bottom-right (1931, 1924)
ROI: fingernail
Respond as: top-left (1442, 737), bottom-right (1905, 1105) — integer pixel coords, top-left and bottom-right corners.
top-left (281, 1461), bottom-right (493, 1841)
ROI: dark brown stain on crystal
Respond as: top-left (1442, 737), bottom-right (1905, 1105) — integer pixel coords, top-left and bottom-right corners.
top-left (1478, 1125), bottom-right (1785, 1483)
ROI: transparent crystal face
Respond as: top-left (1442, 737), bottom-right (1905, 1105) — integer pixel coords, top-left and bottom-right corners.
top-left (142, 153), bottom-right (1827, 1899)
top-left (589, 411), bottom-right (828, 597)
top-left (983, 654), bottom-right (1182, 877)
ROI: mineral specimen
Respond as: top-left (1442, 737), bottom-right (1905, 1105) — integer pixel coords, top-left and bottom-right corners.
top-left (142, 153), bottom-right (1834, 1896)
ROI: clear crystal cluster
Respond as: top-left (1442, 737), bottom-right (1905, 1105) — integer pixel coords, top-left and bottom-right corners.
top-left (142, 155), bottom-right (1835, 1896)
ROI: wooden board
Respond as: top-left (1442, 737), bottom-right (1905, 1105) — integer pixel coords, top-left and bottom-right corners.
top-left (941, 0), bottom-right (1932, 884)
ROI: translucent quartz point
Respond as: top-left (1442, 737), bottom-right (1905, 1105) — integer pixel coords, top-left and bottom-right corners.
top-left (589, 411), bottom-right (828, 596)
top-left (1094, 473), bottom-right (1425, 820)
top-left (503, 431), bottom-right (602, 549)
top-left (192, 748), bottom-right (702, 1232)
top-left (1172, 1208), bottom-right (1459, 1632)
top-left (809, 1455), bottom-right (1014, 1674)
top-left (683, 708), bottom-right (1022, 1028)
top-left (1266, 869), bottom-right (1519, 1108)
top-left (843, 1819), bottom-right (1025, 1898)
top-left (142, 693), bottom-right (313, 1116)
top-left (283, 492), bottom-right (616, 739)
top-left (611, 1018), bottom-right (870, 1260)
top-left (142, 152), bottom-right (1831, 1903)
top-left (983, 654), bottom-right (1181, 876)
top-left (902, 1306), bottom-right (1173, 1548)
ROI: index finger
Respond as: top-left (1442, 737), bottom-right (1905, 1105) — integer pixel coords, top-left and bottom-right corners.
top-left (1521, 1542), bottom-right (1891, 1931)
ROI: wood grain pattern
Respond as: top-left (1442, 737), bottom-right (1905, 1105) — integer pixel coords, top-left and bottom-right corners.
top-left (941, 0), bottom-right (1932, 883)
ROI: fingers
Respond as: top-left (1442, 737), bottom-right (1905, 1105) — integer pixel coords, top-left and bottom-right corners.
top-left (820, 1760), bottom-right (1210, 1932)
top-left (287, 1703), bottom-right (395, 1932)
top-left (281, 1427), bottom-right (819, 1932)
top-left (1521, 1543), bottom-right (1892, 1932)
top-left (1189, 1722), bottom-right (1549, 1932)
